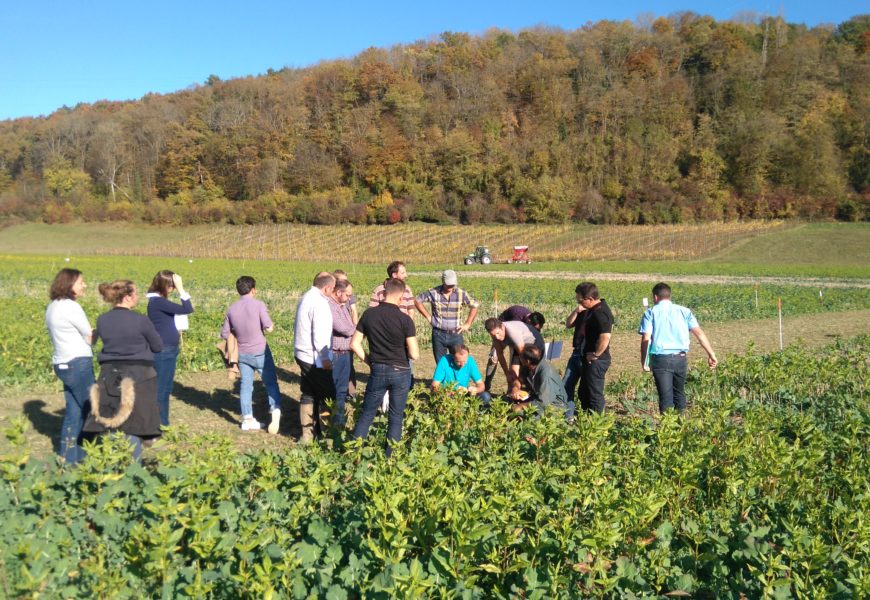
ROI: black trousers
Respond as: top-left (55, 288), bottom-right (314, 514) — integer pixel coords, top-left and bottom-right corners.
top-left (579, 354), bottom-right (611, 414)
top-left (296, 358), bottom-right (336, 436)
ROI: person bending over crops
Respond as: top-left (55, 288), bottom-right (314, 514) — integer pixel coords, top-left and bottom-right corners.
top-left (516, 345), bottom-right (570, 418)
top-left (430, 344), bottom-right (491, 405)
top-left (45, 268), bottom-right (94, 465)
top-left (638, 282), bottom-right (718, 413)
top-left (351, 278), bottom-right (419, 456)
top-left (82, 280), bottom-right (163, 460)
top-left (221, 276), bottom-right (282, 433)
top-left (146, 270), bottom-right (194, 427)
top-left (484, 317), bottom-right (545, 396)
top-left (484, 305), bottom-right (533, 392)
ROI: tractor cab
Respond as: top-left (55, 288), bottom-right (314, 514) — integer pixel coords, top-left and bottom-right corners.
top-left (464, 245), bottom-right (493, 265)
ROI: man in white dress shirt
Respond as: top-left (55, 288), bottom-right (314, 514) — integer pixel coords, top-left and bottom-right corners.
top-left (294, 272), bottom-right (336, 442)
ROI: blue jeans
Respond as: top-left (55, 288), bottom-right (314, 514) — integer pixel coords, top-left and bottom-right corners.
top-left (238, 346), bottom-right (281, 418)
top-left (331, 351), bottom-right (352, 427)
top-left (432, 329), bottom-right (464, 363)
top-left (127, 434), bottom-right (144, 462)
top-left (53, 356), bottom-right (95, 464)
top-left (650, 354), bottom-right (689, 413)
top-left (153, 345), bottom-right (179, 426)
top-left (561, 349), bottom-right (582, 421)
top-left (353, 363), bottom-right (412, 455)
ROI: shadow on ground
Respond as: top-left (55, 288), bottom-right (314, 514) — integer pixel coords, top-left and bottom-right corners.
top-left (22, 399), bottom-right (62, 453)
top-left (172, 377), bottom-right (307, 439)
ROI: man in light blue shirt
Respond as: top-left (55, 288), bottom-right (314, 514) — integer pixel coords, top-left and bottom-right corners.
top-left (638, 283), bottom-right (718, 413)
top-left (431, 344), bottom-right (491, 404)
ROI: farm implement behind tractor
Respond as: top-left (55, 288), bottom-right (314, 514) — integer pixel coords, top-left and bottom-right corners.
top-left (463, 245), bottom-right (531, 265)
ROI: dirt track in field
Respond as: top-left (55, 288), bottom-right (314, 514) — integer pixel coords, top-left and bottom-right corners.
top-left (2, 309), bottom-right (868, 460)
top-left (426, 270), bottom-right (870, 289)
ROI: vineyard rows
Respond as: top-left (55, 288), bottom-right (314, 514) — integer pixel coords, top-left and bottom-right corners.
top-left (103, 221), bottom-right (788, 264)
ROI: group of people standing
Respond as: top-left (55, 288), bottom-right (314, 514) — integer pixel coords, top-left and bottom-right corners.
top-left (45, 260), bottom-right (718, 463)
top-left (45, 268), bottom-right (193, 464)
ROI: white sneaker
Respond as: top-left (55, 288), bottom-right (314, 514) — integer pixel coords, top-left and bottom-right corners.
top-left (268, 409), bottom-right (281, 435)
top-left (240, 417), bottom-right (262, 431)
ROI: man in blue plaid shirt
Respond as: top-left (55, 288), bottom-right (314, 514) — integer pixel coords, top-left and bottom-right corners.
top-left (414, 270), bottom-right (479, 362)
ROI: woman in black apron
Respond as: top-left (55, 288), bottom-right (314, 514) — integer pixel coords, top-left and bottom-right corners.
top-left (83, 279), bottom-right (163, 460)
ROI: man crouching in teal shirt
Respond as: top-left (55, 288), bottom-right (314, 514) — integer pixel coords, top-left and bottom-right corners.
top-left (431, 344), bottom-right (492, 405)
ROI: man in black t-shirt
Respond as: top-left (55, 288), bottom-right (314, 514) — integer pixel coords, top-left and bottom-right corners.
top-left (574, 282), bottom-right (613, 414)
top-left (351, 278), bottom-right (419, 454)
top-left (562, 285), bottom-right (587, 420)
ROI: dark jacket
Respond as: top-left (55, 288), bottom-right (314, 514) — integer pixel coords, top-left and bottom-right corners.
top-left (83, 361), bottom-right (162, 437)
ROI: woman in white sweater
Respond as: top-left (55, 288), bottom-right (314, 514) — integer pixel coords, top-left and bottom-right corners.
top-left (45, 268), bottom-right (93, 465)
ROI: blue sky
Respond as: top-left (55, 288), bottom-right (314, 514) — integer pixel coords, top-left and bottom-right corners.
top-left (0, 0), bottom-right (865, 121)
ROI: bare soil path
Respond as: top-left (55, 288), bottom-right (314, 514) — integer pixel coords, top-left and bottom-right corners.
top-left (431, 270), bottom-right (870, 289)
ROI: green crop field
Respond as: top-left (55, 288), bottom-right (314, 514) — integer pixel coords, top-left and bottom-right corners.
top-left (0, 337), bottom-right (867, 597)
top-left (1, 222), bottom-right (869, 597)
top-left (2, 254), bottom-right (869, 389)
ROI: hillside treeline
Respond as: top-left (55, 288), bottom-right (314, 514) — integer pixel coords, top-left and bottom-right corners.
top-left (1, 14), bottom-right (868, 225)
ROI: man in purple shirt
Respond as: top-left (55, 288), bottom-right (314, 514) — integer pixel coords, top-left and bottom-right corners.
top-left (328, 279), bottom-right (356, 428)
top-left (221, 276), bottom-right (282, 433)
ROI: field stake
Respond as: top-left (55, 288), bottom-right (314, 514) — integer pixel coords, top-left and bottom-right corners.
top-left (755, 284), bottom-right (759, 309)
top-left (778, 297), bottom-right (783, 350)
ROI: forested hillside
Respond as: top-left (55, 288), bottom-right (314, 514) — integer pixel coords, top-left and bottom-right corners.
top-left (1, 13), bottom-right (868, 225)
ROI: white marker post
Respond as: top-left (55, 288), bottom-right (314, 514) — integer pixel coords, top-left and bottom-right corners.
top-left (778, 298), bottom-right (783, 350)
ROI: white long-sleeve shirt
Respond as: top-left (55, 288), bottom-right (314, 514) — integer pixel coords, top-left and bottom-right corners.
top-left (294, 287), bottom-right (333, 366)
top-left (45, 299), bottom-right (93, 364)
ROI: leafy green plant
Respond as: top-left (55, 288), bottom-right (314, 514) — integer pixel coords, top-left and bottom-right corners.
top-left (1, 336), bottom-right (868, 597)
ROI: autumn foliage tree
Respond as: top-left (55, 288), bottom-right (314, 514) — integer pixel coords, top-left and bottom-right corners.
top-left (1, 13), bottom-right (868, 224)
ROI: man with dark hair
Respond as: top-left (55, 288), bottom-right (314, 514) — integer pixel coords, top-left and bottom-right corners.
top-left (328, 278), bottom-right (356, 428)
top-left (563, 283), bottom-right (587, 419)
top-left (369, 260), bottom-right (416, 316)
top-left (352, 277), bottom-right (419, 455)
top-left (332, 269), bottom-right (358, 324)
top-left (294, 272), bottom-right (336, 442)
top-left (431, 343), bottom-right (491, 404)
top-left (568, 282), bottom-right (613, 414)
top-left (518, 345), bottom-right (569, 417)
top-left (525, 312), bottom-right (545, 331)
top-left (414, 269), bottom-right (479, 362)
top-left (484, 305), bottom-right (532, 392)
top-left (638, 282), bottom-right (718, 413)
top-left (485, 316), bottom-right (545, 394)
top-left (221, 276), bottom-right (281, 432)
top-left (236, 275), bottom-right (256, 296)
